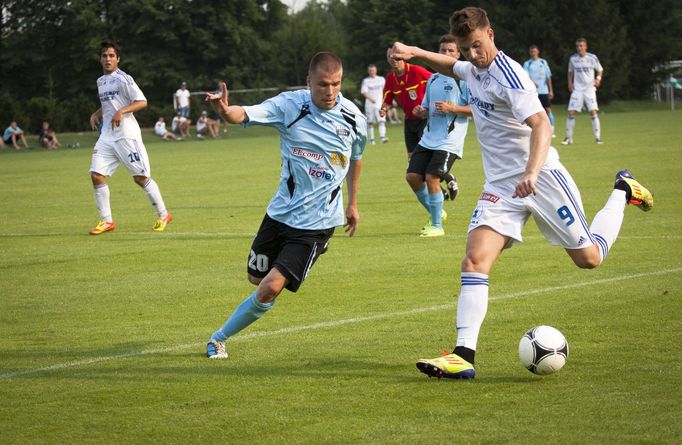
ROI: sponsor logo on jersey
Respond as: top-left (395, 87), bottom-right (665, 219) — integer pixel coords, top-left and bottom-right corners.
top-left (479, 192), bottom-right (500, 203)
top-left (99, 90), bottom-right (120, 102)
top-left (330, 153), bottom-right (348, 167)
top-left (469, 91), bottom-right (495, 117)
top-left (292, 147), bottom-right (323, 161)
top-left (309, 165), bottom-right (336, 181)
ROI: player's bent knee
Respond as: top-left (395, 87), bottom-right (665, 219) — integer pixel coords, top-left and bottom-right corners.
top-left (248, 274), bottom-right (262, 286)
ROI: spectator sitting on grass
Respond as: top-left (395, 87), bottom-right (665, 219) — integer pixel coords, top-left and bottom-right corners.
top-left (154, 116), bottom-right (181, 141)
top-left (39, 121), bottom-right (61, 149)
top-left (171, 112), bottom-right (191, 139)
top-left (3, 121), bottom-right (30, 150)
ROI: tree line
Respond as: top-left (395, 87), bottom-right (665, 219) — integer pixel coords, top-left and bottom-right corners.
top-left (1, 0), bottom-right (680, 133)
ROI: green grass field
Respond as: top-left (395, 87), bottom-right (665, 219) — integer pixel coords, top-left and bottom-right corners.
top-left (1, 103), bottom-right (681, 444)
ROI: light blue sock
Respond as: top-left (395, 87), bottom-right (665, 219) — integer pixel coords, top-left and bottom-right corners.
top-left (211, 291), bottom-right (274, 342)
top-left (428, 191), bottom-right (444, 228)
top-left (415, 184), bottom-right (429, 211)
top-left (548, 111), bottom-right (555, 127)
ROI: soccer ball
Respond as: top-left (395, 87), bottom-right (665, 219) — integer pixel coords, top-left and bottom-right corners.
top-left (518, 325), bottom-right (569, 375)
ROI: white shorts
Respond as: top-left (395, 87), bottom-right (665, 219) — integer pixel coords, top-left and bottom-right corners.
top-left (568, 89), bottom-right (599, 112)
top-left (90, 138), bottom-right (151, 177)
top-left (365, 104), bottom-right (385, 124)
top-left (468, 165), bottom-right (596, 250)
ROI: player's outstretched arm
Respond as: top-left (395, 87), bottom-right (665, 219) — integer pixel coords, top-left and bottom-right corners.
top-left (344, 159), bottom-right (362, 237)
top-left (205, 82), bottom-right (248, 124)
top-left (390, 42), bottom-right (457, 77)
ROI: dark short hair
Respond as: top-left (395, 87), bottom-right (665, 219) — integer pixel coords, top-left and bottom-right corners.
top-left (309, 52), bottom-right (343, 74)
top-left (367, 64), bottom-right (377, 69)
top-left (439, 34), bottom-right (457, 45)
top-left (449, 7), bottom-right (490, 38)
top-left (100, 40), bottom-right (121, 57)
top-left (529, 44), bottom-right (539, 51)
top-left (576, 37), bottom-right (587, 45)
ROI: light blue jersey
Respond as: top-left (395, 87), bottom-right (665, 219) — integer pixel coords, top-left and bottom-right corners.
top-left (243, 90), bottom-right (366, 230)
top-left (418, 74), bottom-right (469, 157)
top-left (3, 125), bottom-right (22, 141)
top-left (522, 58), bottom-right (552, 94)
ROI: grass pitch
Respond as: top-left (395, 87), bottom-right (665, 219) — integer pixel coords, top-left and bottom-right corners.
top-left (1, 103), bottom-right (681, 444)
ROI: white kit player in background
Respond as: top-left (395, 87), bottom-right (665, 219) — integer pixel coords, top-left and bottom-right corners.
top-left (360, 64), bottom-right (388, 144)
top-left (88, 41), bottom-right (172, 235)
top-left (390, 6), bottom-right (653, 380)
top-left (562, 38), bottom-right (604, 145)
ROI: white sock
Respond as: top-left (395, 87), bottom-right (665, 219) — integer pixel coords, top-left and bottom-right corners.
top-left (378, 121), bottom-right (386, 139)
top-left (93, 183), bottom-right (112, 222)
top-left (455, 272), bottom-right (489, 350)
top-left (142, 178), bottom-right (167, 218)
top-left (589, 189), bottom-right (626, 263)
top-left (566, 116), bottom-right (575, 139)
top-left (368, 125), bottom-right (375, 142)
top-left (591, 115), bottom-right (601, 139)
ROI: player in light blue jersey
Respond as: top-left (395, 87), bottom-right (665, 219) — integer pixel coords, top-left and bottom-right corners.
top-left (523, 45), bottom-right (555, 137)
top-left (204, 52), bottom-right (366, 359)
top-left (408, 34), bottom-right (471, 237)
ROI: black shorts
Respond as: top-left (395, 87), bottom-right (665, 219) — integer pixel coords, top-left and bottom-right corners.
top-left (248, 214), bottom-right (334, 292)
top-left (406, 145), bottom-right (458, 178)
top-left (538, 94), bottom-right (551, 108)
top-left (403, 119), bottom-right (427, 154)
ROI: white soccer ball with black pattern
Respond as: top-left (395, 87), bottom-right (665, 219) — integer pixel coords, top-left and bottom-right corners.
top-left (518, 325), bottom-right (569, 375)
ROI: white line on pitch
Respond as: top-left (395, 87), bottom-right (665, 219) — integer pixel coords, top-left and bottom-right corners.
top-left (1, 267), bottom-right (680, 379)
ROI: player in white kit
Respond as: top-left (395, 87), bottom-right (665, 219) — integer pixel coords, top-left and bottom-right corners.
top-left (391, 7), bottom-right (653, 379)
top-left (88, 41), bottom-right (172, 235)
top-left (360, 64), bottom-right (387, 144)
top-left (562, 38), bottom-right (604, 145)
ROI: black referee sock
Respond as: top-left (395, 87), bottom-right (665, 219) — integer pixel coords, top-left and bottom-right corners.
top-left (614, 180), bottom-right (632, 201)
top-left (453, 346), bottom-right (475, 366)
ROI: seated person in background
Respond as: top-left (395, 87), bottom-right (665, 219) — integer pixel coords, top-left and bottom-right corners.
top-left (4, 121), bottom-right (30, 150)
top-left (206, 110), bottom-right (223, 136)
top-left (195, 111), bottom-right (209, 139)
top-left (171, 112), bottom-right (191, 139)
top-left (154, 116), bottom-right (180, 141)
top-left (387, 100), bottom-right (401, 124)
top-left (39, 121), bottom-right (61, 149)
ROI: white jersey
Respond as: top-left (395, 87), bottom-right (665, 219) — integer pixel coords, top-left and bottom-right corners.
top-left (453, 51), bottom-right (559, 182)
top-left (360, 75), bottom-right (385, 110)
top-left (154, 121), bottom-right (166, 136)
top-left (97, 69), bottom-right (146, 141)
top-left (175, 88), bottom-right (190, 107)
top-left (568, 52), bottom-right (603, 91)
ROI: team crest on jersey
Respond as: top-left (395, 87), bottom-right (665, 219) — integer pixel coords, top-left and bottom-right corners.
top-left (292, 147), bottom-right (324, 161)
top-left (479, 192), bottom-right (500, 203)
top-left (483, 76), bottom-right (491, 89)
top-left (330, 153), bottom-right (348, 167)
top-left (578, 236), bottom-right (587, 246)
top-left (408, 89), bottom-right (418, 100)
top-left (335, 127), bottom-right (350, 138)
top-left (444, 85), bottom-right (453, 91)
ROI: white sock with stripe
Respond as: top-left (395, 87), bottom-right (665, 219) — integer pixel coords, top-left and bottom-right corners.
top-left (589, 189), bottom-right (626, 263)
top-left (142, 178), bottom-right (167, 218)
top-left (566, 116), bottom-right (576, 139)
top-left (591, 115), bottom-right (601, 140)
top-left (378, 121), bottom-right (386, 139)
top-left (93, 183), bottom-right (112, 222)
top-left (455, 272), bottom-right (489, 351)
